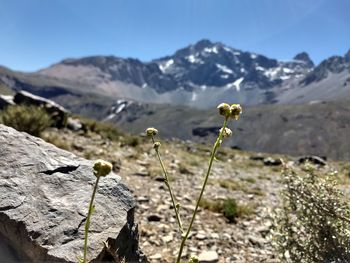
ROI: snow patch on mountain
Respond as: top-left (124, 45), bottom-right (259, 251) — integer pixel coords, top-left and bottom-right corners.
top-left (186, 54), bottom-right (204, 64)
top-left (159, 59), bottom-right (174, 72)
top-left (226, 77), bottom-right (244, 91)
top-left (216, 64), bottom-right (233, 74)
top-left (203, 46), bottom-right (219, 54)
top-left (191, 92), bottom-right (197, 101)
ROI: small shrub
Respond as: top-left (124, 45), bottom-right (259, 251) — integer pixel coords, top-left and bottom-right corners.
top-left (0, 105), bottom-right (52, 136)
top-left (199, 197), bottom-right (252, 223)
top-left (123, 136), bottom-right (140, 147)
top-left (273, 164), bottom-right (350, 262)
top-left (222, 198), bottom-right (239, 223)
top-left (199, 198), bottom-right (223, 213)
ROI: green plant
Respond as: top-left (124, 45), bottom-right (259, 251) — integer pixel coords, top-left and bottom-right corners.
top-left (0, 104), bottom-right (52, 136)
top-left (222, 198), bottom-right (239, 223)
top-left (273, 163), bottom-right (350, 263)
top-left (79, 160), bottom-right (113, 263)
top-left (146, 103), bottom-right (242, 263)
top-left (123, 136), bottom-right (140, 147)
top-left (199, 198), bottom-right (253, 223)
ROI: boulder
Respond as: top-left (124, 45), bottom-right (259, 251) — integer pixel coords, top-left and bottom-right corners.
top-left (198, 250), bottom-right (219, 263)
top-left (263, 157), bottom-right (282, 166)
top-left (0, 124), bottom-right (147, 262)
top-left (0, 94), bottom-right (15, 110)
top-left (67, 117), bottom-right (83, 131)
top-left (14, 91), bottom-right (68, 128)
top-left (297, 155), bottom-right (327, 166)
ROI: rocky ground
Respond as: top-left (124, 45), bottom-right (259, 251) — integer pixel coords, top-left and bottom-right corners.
top-left (41, 127), bottom-right (348, 263)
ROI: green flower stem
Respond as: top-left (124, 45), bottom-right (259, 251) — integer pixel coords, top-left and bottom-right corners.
top-left (176, 117), bottom-right (228, 263)
top-left (83, 175), bottom-right (101, 263)
top-left (151, 136), bottom-right (184, 234)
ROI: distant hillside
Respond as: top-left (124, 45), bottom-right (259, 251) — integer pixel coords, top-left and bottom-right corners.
top-left (103, 100), bottom-right (350, 161)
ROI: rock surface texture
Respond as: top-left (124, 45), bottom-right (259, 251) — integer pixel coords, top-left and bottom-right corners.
top-left (0, 124), bottom-right (146, 262)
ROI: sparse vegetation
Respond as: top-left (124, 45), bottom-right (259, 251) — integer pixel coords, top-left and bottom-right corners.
top-left (0, 104), bottom-right (52, 136)
top-left (213, 178), bottom-right (265, 196)
top-left (215, 178), bottom-right (241, 191)
top-left (41, 133), bottom-right (71, 151)
top-left (122, 135), bottom-right (140, 147)
top-left (81, 118), bottom-right (122, 141)
top-left (199, 197), bottom-right (253, 223)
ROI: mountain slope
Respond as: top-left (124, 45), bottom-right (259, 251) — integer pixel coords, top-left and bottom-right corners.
top-left (103, 99), bottom-right (350, 160)
top-left (276, 50), bottom-right (350, 104)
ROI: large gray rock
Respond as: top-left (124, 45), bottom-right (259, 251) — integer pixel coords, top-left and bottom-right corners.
top-left (0, 124), bottom-right (147, 262)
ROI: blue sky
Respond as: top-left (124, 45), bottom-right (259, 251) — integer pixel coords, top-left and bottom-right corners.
top-left (0, 0), bottom-right (349, 71)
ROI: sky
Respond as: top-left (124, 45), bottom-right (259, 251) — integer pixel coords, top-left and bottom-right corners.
top-left (0, 0), bottom-right (349, 72)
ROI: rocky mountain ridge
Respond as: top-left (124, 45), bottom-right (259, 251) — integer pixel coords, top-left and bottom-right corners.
top-left (37, 39), bottom-right (321, 107)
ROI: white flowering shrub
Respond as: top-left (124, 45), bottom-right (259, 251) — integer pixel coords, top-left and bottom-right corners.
top-left (273, 164), bottom-right (350, 263)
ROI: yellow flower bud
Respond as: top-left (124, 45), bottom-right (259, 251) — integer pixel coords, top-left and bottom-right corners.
top-left (220, 127), bottom-right (233, 138)
top-left (153, 141), bottom-right (161, 150)
top-left (93, 159), bottom-right (113, 177)
top-left (230, 104), bottom-right (242, 120)
top-left (146, 127), bottom-right (158, 137)
top-left (217, 103), bottom-right (231, 118)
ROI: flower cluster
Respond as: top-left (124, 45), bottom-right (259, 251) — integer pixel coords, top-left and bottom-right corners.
top-left (146, 127), bottom-right (158, 137)
top-left (217, 103), bottom-right (242, 139)
top-left (220, 127), bottom-right (233, 138)
top-left (93, 159), bottom-right (113, 177)
top-left (217, 103), bottom-right (242, 120)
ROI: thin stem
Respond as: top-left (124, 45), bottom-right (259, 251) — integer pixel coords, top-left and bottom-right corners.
top-left (152, 136), bottom-right (184, 234)
top-left (83, 175), bottom-right (101, 263)
top-left (176, 117), bottom-right (228, 263)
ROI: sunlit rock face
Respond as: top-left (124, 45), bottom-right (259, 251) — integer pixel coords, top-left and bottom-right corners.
top-left (0, 124), bottom-right (147, 263)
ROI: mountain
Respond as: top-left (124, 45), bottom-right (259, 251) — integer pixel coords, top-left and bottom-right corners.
top-left (154, 39), bottom-right (312, 90)
top-left (37, 39), bottom-right (317, 108)
top-left (276, 50), bottom-right (350, 104)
